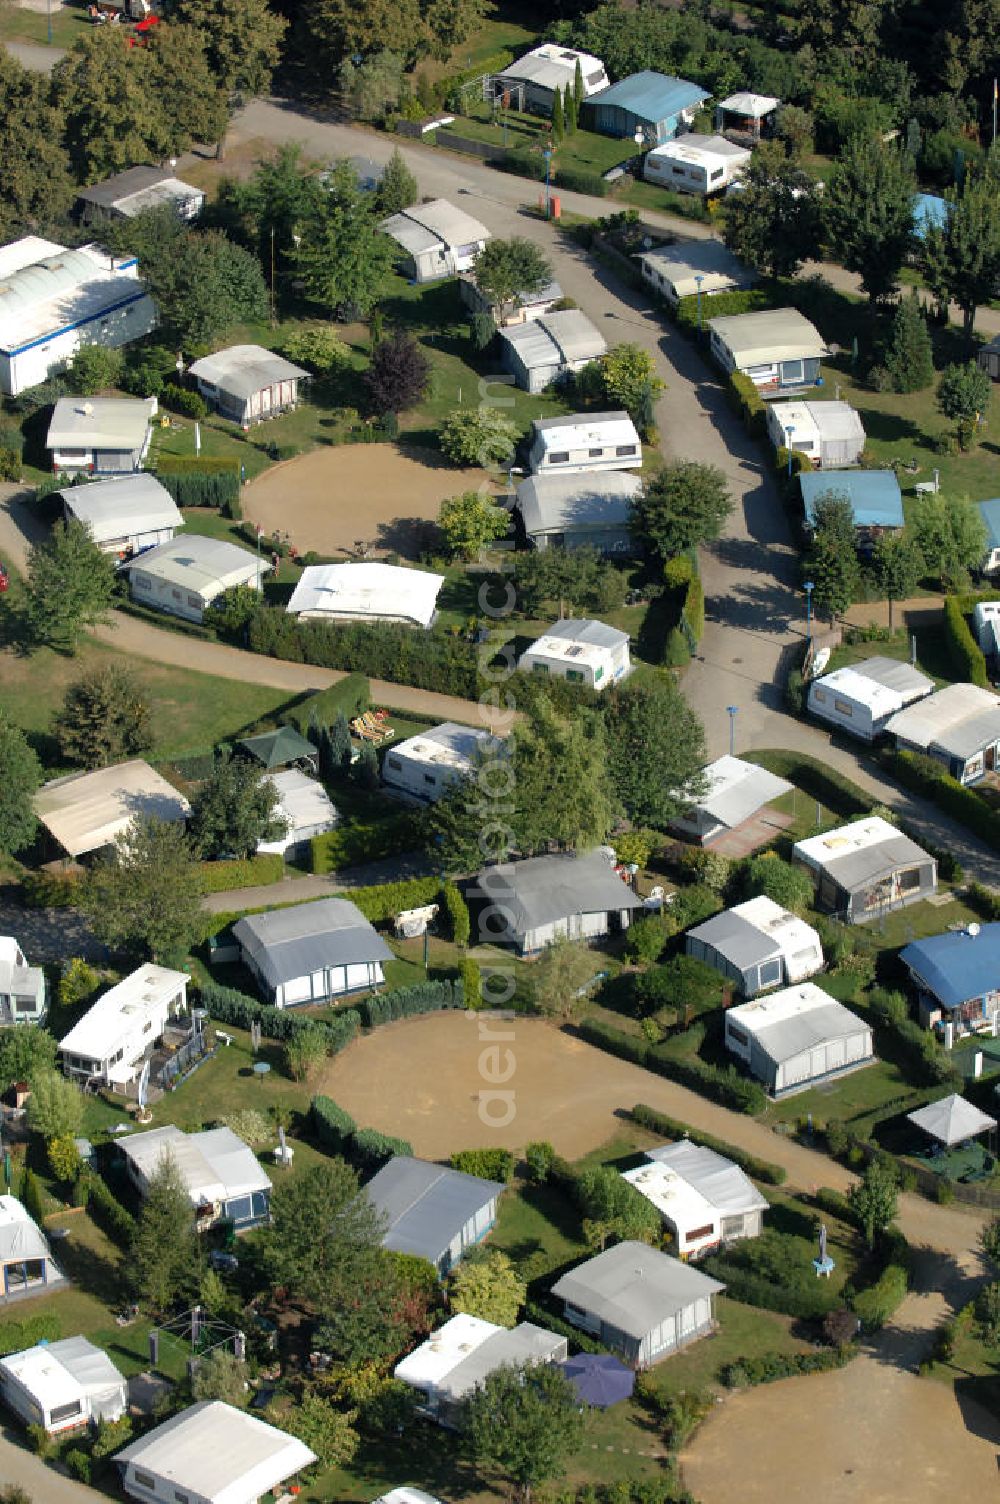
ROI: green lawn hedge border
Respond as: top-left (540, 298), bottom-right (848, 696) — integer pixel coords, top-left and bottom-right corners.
top-left (199, 854), bottom-right (285, 894)
top-left (942, 595), bottom-right (988, 687)
top-left (576, 1018), bottom-right (767, 1115)
top-left (719, 1343), bottom-right (858, 1388)
top-left (630, 1103), bottom-right (786, 1185)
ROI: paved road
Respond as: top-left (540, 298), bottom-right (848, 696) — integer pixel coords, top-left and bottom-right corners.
top-left (5, 39), bottom-right (66, 71)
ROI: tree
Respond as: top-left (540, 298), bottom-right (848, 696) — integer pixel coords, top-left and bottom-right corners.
top-left (439, 407), bottom-right (518, 468)
top-left (825, 135), bottom-right (916, 301)
top-left (0, 53), bottom-right (73, 241)
top-left (339, 50), bottom-right (405, 121)
top-left (575, 1164), bottom-right (662, 1249)
top-left (293, 167), bottom-right (394, 319)
top-left (203, 584), bottom-right (262, 638)
top-left (188, 752), bottom-right (285, 858)
top-left (327, 713), bottom-right (353, 777)
top-left (293, 0), bottom-right (423, 93)
top-left (604, 676), bottom-right (706, 829)
top-left (980, 1213), bottom-right (1000, 1270)
top-left (23, 521), bottom-right (117, 653)
top-left (509, 703), bottom-right (616, 857)
top-left (0, 1026), bottom-right (57, 1093)
top-left (364, 330), bottom-right (430, 415)
top-left (438, 491), bottom-right (509, 560)
top-left (462, 1363), bottom-right (585, 1504)
top-left (25, 1070), bottom-right (84, 1141)
top-left (423, 0), bottom-right (491, 58)
top-left (775, 104), bottom-right (814, 160)
top-left (552, 86), bottom-right (565, 142)
top-left (871, 532), bottom-right (924, 629)
top-left (272, 1393), bottom-right (359, 1467)
top-left (573, 57), bottom-right (584, 110)
top-left (47, 1136), bottom-right (82, 1185)
top-left (514, 547), bottom-right (627, 619)
top-left (449, 1249), bottom-right (526, 1326)
top-left (54, 664), bottom-right (152, 770)
top-left (882, 293), bottom-right (934, 393)
top-left (633, 460), bottom-right (732, 565)
top-left (0, 715), bottom-right (41, 856)
top-left (911, 492), bottom-right (987, 588)
top-left (83, 818), bottom-right (203, 963)
top-left (377, 148), bottom-right (419, 215)
top-left (847, 1158), bottom-right (898, 1249)
top-left (145, 21), bottom-right (229, 156)
top-left (53, 29), bottom-right (168, 181)
top-left (804, 493), bottom-right (862, 621)
top-left (596, 344), bottom-right (664, 426)
top-left (722, 142), bottom-right (821, 278)
top-left (531, 936), bottom-right (604, 1019)
top-left (472, 238), bottom-right (554, 324)
top-left (65, 344), bottom-right (124, 396)
top-left (192, 1351), bottom-right (250, 1406)
top-left (132, 1153), bottom-right (199, 1313)
top-left (173, 0), bottom-right (286, 148)
top-left (280, 326), bottom-right (350, 376)
top-left (351, 741), bottom-right (379, 790)
top-left (922, 157), bottom-right (1000, 341)
top-left (740, 853), bottom-right (814, 912)
top-left (936, 361), bottom-right (992, 449)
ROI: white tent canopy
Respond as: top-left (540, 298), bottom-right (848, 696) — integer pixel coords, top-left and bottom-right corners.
top-left (907, 1093), bottom-right (997, 1147)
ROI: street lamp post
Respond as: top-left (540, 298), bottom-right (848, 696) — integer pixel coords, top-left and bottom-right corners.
top-left (727, 705), bottom-right (738, 757)
top-left (784, 424), bottom-right (795, 477)
top-left (47, 0), bottom-right (52, 45)
top-left (543, 145), bottom-right (553, 219)
top-left (694, 273), bottom-right (705, 332)
top-left (804, 579), bottom-right (815, 642)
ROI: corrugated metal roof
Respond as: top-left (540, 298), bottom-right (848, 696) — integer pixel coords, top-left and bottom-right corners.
top-left (517, 469), bottom-right (640, 536)
top-left (473, 850), bottom-right (641, 939)
top-left (126, 535), bottom-right (264, 598)
top-left (121, 1124), bottom-right (272, 1204)
top-left (794, 817), bottom-right (932, 890)
top-left (770, 400), bottom-right (864, 445)
top-left (552, 1242), bottom-right (723, 1338)
top-left (799, 469), bottom-right (903, 528)
top-left (901, 924), bottom-right (1000, 1010)
top-left (259, 769), bottom-right (337, 848)
top-left (439, 1324), bottom-right (565, 1399)
top-left (687, 907), bottom-right (783, 971)
top-left (115, 1400), bottom-right (316, 1504)
top-left (709, 307), bottom-right (826, 366)
top-left (648, 134), bottom-right (749, 167)
top-left (232, 897), bottom-right (392, 987)
top-left (366, 1156), bottom-right (502, 1264)
top-left (61, 473), bottom-right (182, 545)
top-left (381, 198), bottom-right (489, 255)
top-left (188, 345), bottom-right (306, 402)
top-left (0, 243), bottom-right (149, 354)
top-left (590, 70), bottom-right (709, 123)
top-left (533, 409), bottom-right (636, 441)
top-left (498, 44), bottom-right (606, 94)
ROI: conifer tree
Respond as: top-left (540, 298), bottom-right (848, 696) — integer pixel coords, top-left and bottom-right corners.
top-left (551, 86), bottom-right (564, 143)
top-left (883, 291), bottom-right (934, 393)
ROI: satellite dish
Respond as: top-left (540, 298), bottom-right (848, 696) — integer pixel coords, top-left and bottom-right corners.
top-left (968, 922), bottom-right (981, 937)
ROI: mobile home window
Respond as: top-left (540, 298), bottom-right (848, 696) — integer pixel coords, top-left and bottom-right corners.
top-left (588, 447), bottom-right (603, 458)
top-left (616, 444), bottom-right (637, 456)
top-left (687, 1222), bottom-right (714, 1242)
top-left (780, 358), bottom-right (805, 383)
top-left (833, 699), bottom-right (853, 716)
top-left (532, 663), bottom-right (549, 674)
top-left (728, 1023), bottom-right (748, 1046)
top-left (710, 167), bottom-right (724, 181)
top-left (387, 757), bottom-right (402, 770)
top-left (49, 1400), bottom-right (82, 1424)
top-left (548, 451), bottom-right (570, 464)
top-left (133, 1472), bottom-right (156, 1491)
top-left (759, 959), bottom-right (782, 986)
top-left (566, 669), bottom-right (584, 682)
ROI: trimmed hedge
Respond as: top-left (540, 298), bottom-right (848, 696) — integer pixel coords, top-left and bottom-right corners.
top-left (942, 595), bottom-right (988, 687)
top-left (676, 286), bottom-right (772, 335)
top-left (358, 979), bottom-right (463, 1028)
top-left (84, 1173), bottom-right (136, 1248)
top-left (727, 369), bottom-right (766, 437)
top-left (720, 1344), bottom-right (858, 1388)
top-left (555, 165), bottom-right (610, 197)
top-left (353, 1127), bottom-right (413, 1169)
top-left (577, 1020), bottom-right (767, 1115)
top-left (441, 881), bottom-right (471, 945)
top-left (350, 875), bottom-right (442, 923)
top-left (158, 470), bottom-right (240, 510)
top-left (522, 1299), bottom-right (606, 1355)
top-left (702, 1259), bottom-right (835, 1319)
top-left (0, 1315), bottom-right (61, 1357)
top-left (881, 748), bottom-right (1000, 849)
top-left (744, 751), bottom-right (869, 819)
top-left (311, 1095), bottom-right (356, 1153)
top-left (852, 1263), bottom-right (909, 1327)
top-left (156, 455), bottom-right (241, 478)
top-left (450, 1147), bottom-right (516, 1183)
top-left (630, 1104), bottom-right (786, 1186)
top-left (285, 675), bottom-right (370, 733)
top-left (199, 981), bottom-right (361, 1053)
top-left (311, 810), bottom-right (424, 873)
top-left (247, 606), bottom-right (479, 698)
top-left (681, 575), bottom-right (705, 643)
top-left (199, 854), bottom-right (285, 894)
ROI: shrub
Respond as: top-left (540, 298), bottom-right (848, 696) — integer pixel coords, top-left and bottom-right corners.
top-left (349, 875), bottom-right (442, 923)
top-left (352, 1127), bottom-right (413, 1169)
top-left (942, 596), bottom-right (988, 686)
top-left (198, 853), bottom-right (285, 893)
top-left (719, 1344), bottom-right (857, 1388)
top-left (84, 1173), bottom-right (136, 1248)
top-left (156, 466), bottom-right (240, 510)
top-left (852, 1263), bottom-right (908, 1327)
top-left (682, 574), bottom-right (705, 642)
top-left (662, 627), bottom-right (691, 667)
top-left (311, 813), bottom-right (425, 873)
top-left (727, 369), bottom-right (766, 435)
top-left (285, 675), bottom-right (371, 733)
top-left (311, 1095), bottom-right (356, 1153)
top-left (623, 915), bottom-right (669, 964)
top-left (461, 957), bottom-right (481, 1009)
top-left (21, 869), bottom-right (80, 908)
top-left (813, 1184), bottom-right (854, 1221)
top-left (285, 1024), bottom-right (332, 1083)
top-left (630, 1105), bottom-right (786, 1185)
top-left (26, 1423), bottom-right (51, 1456)
top-left (200, 980), bottom-right (362, 1054)
top-left (65, 1449), bottom-right (92, 1483)
top-left (440, 882), bottom-right (470, 945)
top-left (555, 165), bottom-right (609, 197)
top-left (0, 446), bottom-right (20, 481)
top-left (524, 1140), bottom-right (556, 1184)
top-left (451, 1147), bottom-right (516, 1183)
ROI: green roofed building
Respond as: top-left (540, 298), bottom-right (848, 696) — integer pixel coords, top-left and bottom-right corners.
top-left (236, 725), bottom-right (317, 772)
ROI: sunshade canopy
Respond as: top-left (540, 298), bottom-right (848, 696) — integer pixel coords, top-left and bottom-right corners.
top-left (906, 1093), bottom-right (996, 1147)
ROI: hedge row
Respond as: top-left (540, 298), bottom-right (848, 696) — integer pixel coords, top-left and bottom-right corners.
top-left (451, 1147), bottom-right (516, 1183)
top-left (675, 286), bottom-right (772, 337)
top-left (0, 1315), bottom-right (62, 1357)
top-left (350, 875), bottom-right (443, 923)
top-left (441, 881), bottom-right (471, 945)
top-left (158, 470), bottom-right (240, 510)
top-left (155, 455), bottom-right (242, 477)
top-left (881, 748), bottom-right (1000, 849)
top-left (199, 854), bottom-right (286, 894)
top-left (199, 981), bottom-right (361, 1053)
top-left (727, 369), bottom-right (767, 437)
top-left (285, 674), bottom-right (370, 733)
top-left (719, 1344), bottom-right (858, 1389)
top-left (701, 1259), bottom-right (835, 1319)
top-left (311, 810), bottom-right (425, 873)
top-left (853, 1263), bottom-right (909, 1327)
top-left (942, 596), bottom-right (988, 687)
top-left (246, 607), bottom-right (479, 699)
top-left (576, 1019), bottom-right (767, 1115)
top-left (522, 1299), bottom-right (606, 1355)
top-left (681, 574), bottom-right (705, 644)
top-left (310, 1094), bottom-right (412, 1169)
top-left (357, 979), bottom-right (463, 1028)
top-left (84, 1172), bottom-right (136, 1249)
top-left (743, 751), bottom-right (869, 820)
top-left (630, 1104), bottom-right (787, 1186)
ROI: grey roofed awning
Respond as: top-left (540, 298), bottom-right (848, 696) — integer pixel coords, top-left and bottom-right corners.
top-left (232, 897), bottom-right (392, 987)
top-left (822, 831), bottom-right (932, 889)
top-left (542, 617), bottom-right (629, 650)
top-left (437, 1323), bottom-right (565, 1401)
top-left (686, 907), bottom-right (779, 970)
top-left (645, 1141), bottom-right (769, 1215)
top-left (931, 704), bottom-right (1000, 760)
top-left (187, 345), bottom-right (307, 401)
top-left (854, 656), bottom-right (934, 698)
top-left (76, 164), bottom-right (172, 208)
top-left (365, 1156), bottom-right (503, 1264)
top-left (516, 470), bottom-right (641, 536)
top-left (475, 850), bottom-right (642, 939)
top-left (907, 1093), bottom-right (996, 1147)
top-left (750, 998), bottom-right (868, 1065)
top-left (691, 755), bottom-right (792, 830)
top-left (551, 1241), bottom-right (724, 1339)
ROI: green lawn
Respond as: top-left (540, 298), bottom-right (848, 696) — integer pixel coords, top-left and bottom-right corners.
top-left (0, 0), bottom-right (91, 50)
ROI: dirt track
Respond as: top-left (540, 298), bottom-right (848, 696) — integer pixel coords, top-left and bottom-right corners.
top-left (243, 442), bottom-right (491, 559)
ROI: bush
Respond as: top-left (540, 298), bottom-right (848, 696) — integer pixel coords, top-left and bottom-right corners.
top-left (440, 882), bottom-right (470, 945)
top-left (852, 1263), bottom-right (908, 1328)
top-left (65, 1449), bottom-right (92, 1483)
top-left (720, 1344), bottom-right (857, 1388)
top-left (157, 467), bottom-right (241, 511)
top-left (677, 287), bottom-right (771, 337)
top-left (311, 814), bottom-right (425, 874)
top-left (21, 869), bottom-right (80, 908)
top-left (311, 1095), bottom-right (357, 1153)
top-left (0, 446), bottom-right (20, 481)
top-left (812, 1184), bottom-right (854, 1222)
top-left (199, 853), bottom-right (285, 893)
top-left (84, 1172), bottom-right (137, 1248)
top-left (682, 574), bottom-right (705, 642)
top-left (352, 1127), bottom-right (413, 1169)
top-left (942, 596), bottom-right (988, 686)
top-left (726, 369), bottom-right (766, 436)
top-left (160, 383), bottom-right (209, 419)
top-left (451, 1147), bottom-right (516, 1183)
top-left (623, 915), bottom-right (669, 964)
top-left (461, 957), bottom-right (481, 1009)
top-left (554, 166), bottom-right (609, 197)
top-left (524, 1140), bottom-right (556, 1184)
top-left (349, 875), bottom-right (442, 923)
top-left (286, 675), bottom-right (371, 734)
top-left (662, 627), bottom-right (691, 667)
top-left (630, 1104), bottom-right (787, 1185)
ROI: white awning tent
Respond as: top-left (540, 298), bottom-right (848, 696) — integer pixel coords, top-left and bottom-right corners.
top-left (906, 1093), bottom-right (997, 1147)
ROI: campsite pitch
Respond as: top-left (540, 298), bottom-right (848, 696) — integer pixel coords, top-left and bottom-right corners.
top-left (243, 442), bottom-right (489, 559)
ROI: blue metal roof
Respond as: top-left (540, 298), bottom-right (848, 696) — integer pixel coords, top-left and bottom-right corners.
top-left (979, 497), bottom-right (1000, 549)
top-left (591, 71), bottom-right (709, 124)
top-left (799, 470), bottom-right (904, 529)
top-left (900, 923), bottom-right (1000, 1009)
top-left (913, 193), bottom-right (948, 239)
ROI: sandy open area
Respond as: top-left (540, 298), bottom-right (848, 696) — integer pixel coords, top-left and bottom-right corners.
top-left (243, 442), bottom-right (491, 559)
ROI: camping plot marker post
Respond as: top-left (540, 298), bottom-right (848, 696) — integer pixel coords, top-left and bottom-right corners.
top-left (694, 273), bottom-right (705, 331)
top-left (785, 424), bottom-right (795, 477)
top-left (544, 144), bottom-right (553, 219)
top-left (804, 579), bottom-right (814, 642)
top-left (727, 705), bottom-right (738, 756)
